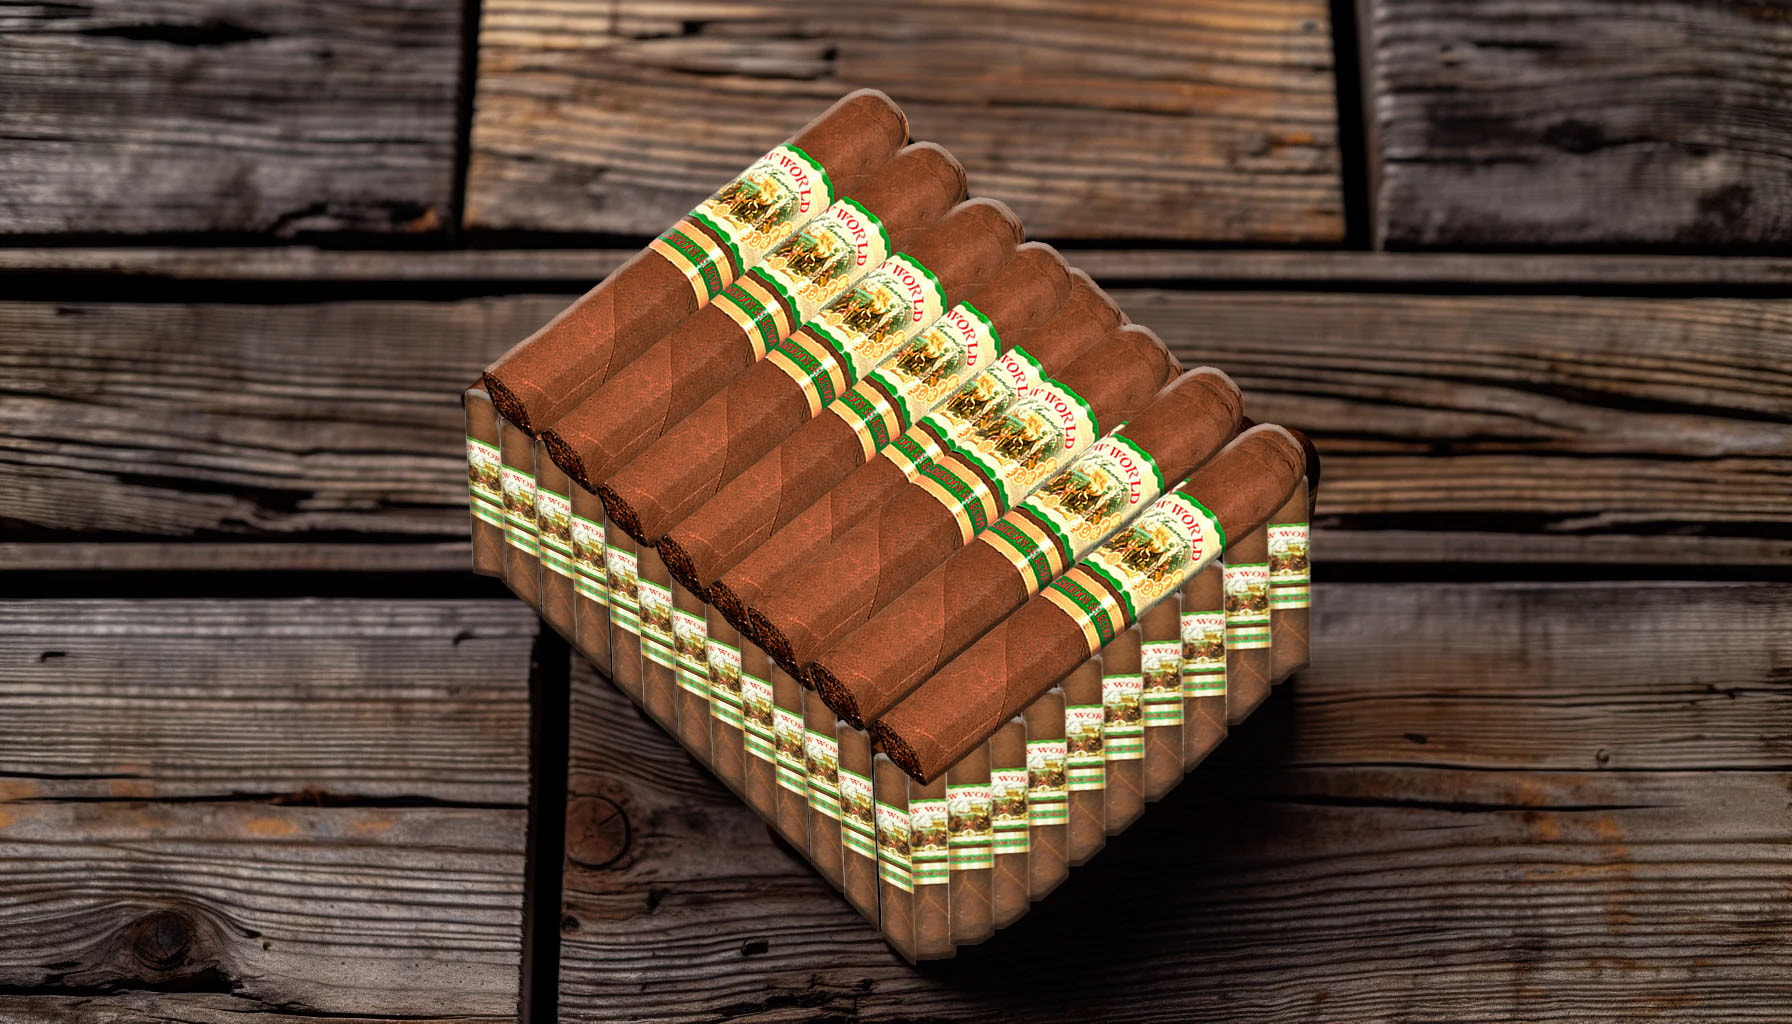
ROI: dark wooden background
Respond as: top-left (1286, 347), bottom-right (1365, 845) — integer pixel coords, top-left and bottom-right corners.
top-left (2, 1), bottom-right (1788, 1021)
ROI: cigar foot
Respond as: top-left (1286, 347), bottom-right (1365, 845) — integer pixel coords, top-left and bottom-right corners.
top-left (874, 722), bottom-right (926, 782)
top-left (750, 610), bottom-right (798, 675)
top-left (481, 372), bottom-right (533, 436)
top-left (539, 429), bottom-right (591, 492)
top-left (656, 537), bottom-right (705, 599)
top-left (596, 483), bottom-right (644, 543)
top-left (807, 663), bottom-right (862, 730)
top-left (710, 581), bottom-right (751, 635)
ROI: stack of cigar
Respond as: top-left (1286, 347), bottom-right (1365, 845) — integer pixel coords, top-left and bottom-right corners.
top-left (464, 91), bottom-right (1317, 961)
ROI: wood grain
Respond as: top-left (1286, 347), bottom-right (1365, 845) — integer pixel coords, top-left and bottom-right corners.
top-left (1369, 0), bottom-right (1792, 248)
top-left (558, 581), bottom-right (1792, 1021)
top-left (0, 0), bottom-right (461, 237)
top-left (0, 600), bottom-right (534, 1019)
top-left (467, 0), bottom-right (1342, 241)
top-left (0, 995), bottom-right (507, 1024)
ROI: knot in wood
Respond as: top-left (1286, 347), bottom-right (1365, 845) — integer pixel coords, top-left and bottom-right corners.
top-left (128, 909), bottom-right (194, 969)
top-left (566, 795), bottom-right (630, 868)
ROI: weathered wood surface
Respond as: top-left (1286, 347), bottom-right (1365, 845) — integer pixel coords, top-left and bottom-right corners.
top-left (1369, 0), bottom-right (1792, 249)
top-left (467, 0), bottom-right (1342, 241)
top-left (557, 581), bottom-right (1792, 1021)
top-left (5, 290), bottom-right (1786, 568)
top-left (0, 0), bottom-right (462, 238)
top-left (0, 600), bottom-right (534, 1020)
top-left (11, 246), bottom-right (1792, 286)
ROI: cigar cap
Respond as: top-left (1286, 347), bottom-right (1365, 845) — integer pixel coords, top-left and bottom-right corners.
top-left (1064, 268), bottom-right (1130, 328)
top-left (871, 142), bottom-right (968, 212)
top-left (829, 88), bottom-right (910, 147)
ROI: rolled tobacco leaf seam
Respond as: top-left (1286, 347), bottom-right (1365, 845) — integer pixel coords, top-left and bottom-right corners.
top-left (483, 89), bottom-right (907, 436)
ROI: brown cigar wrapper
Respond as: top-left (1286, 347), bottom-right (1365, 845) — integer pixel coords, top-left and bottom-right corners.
top-left (672, 580), bottom-right (713, 763)
top-left (498, 419), bottom-right (541, 608)
top-left (638, 548), bottom-right (679, 732)
top-left (910, 773), bottom-right (952, 960)
top-left (465, 387), bottom-right (505, 578)
top-left (811, 367), bottom-right (1243, 728)
top-left (1224, 525), bottom-right (1272, 725)
top-left (602, 198), bottom-right (1027, 543)
top-left (541, 144), bottom-right (967, 491)
top-left (537, 446), bottom-right (578, 638)
top-left (1061, 655), bottom-right (1106, 866)
top-left (873, 754), bottom-right (917, 961)
top-left (572, 485), bottom-right (611, 675)
top-left (605, 525), bottom-right (644, 704)
top-left (740, 641), bottom-right (779, 823)
top-left (770, 664), bottom-right (810, 852)
top-left (877, 425), bottom-right (1306, 783)
top-left (804, 689), bottom-right (845, 892)
top-left (482, 90), bottom-right (908, 435)
top-left (1269, 477), bottom-right (1312, 683)
top-left (693, 270), bottom-right (1128, 614)
top-left (706, 609), bottom-right (746, 796)
top-left (945, 743), bottom-right (993, 946)
top-left (1022, 688), bottom-right (1069, 899)
top-left (989, 718), bottom-right (1030, 929)
top-left (1139, 590), bottom-right (1184, 802)
top-left (1101, 625), bottom-right (1145, 833)
top-left (750, 324), bottom-right (1181, 674)
top-left (838, 726), bottom-right (878, 924)
top-left (1180, 562), bottom-right (1227, 769)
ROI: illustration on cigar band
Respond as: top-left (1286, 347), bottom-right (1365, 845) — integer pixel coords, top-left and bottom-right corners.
top-left (1181, 611), bottom-right (1227, 695)
top-left (1102, 674), bottom-right (1144, 729)
top-left (875, 800), bottom-right (915, 889)
top-left (1065, 705), bottom-right (1106, 761)
top-left (605, 545), bottom-right (639, 609)
top-left (637, 579), bottom-right (672, 639)
top-left (986, 434), bottom-right (1163, 590)
top-left (1141, 641), bottom-right (1182, 696)
top-left (706, 639), bottom-right (743, 704)
top-left (1047, 494), bottom-right (1226, 652)
top-left (537, 490), bottom-right (574, 577)
top-left (773, 707), bottom-right (806, 790)
top-left (1225, 562), bottom-right (1272, 622)
top-left (947, 784), bottom-right (995, 869)
top-left (570, 514), bottom-right (608, 601)
top-left (654, 145), bottom-right (832, 301)
top-left (1268, 521), bottom-right (1312, 608)
top-left (741, 676), bottom-right (776, 760)
top-left (835, 303), bottom-right (1000, 458)
top-left (809, 254), bottom-right (946, 374)
top-left (1026, 739), bottom-right (1070, 799)
top-left (805, 731), bottom-right (841, 792)
top-left (499, 466), bottom-right (539, 552)
top-left (672, 608), bottom-right (708, 684)
top-left (840, 768), bottom-right (876, 839)
top-left (765, 200), bottom-right (887, 306)
top-left (910, 798), bottom-right (950, 884)
top-left (466, 438), bottom-right (503, 525)
top-left (991, 769), bottom-right (1030, 832)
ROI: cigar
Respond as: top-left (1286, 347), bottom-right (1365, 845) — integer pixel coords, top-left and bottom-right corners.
top-left (810, 368), bottom-right (1244, 727)
top-left (686, 266), bottom-right (1124, 612)
top-left (1224, 524), bottom-right (1272, 724)
top-left (1179, 562), bottom-right (1227, 769)
top-left (1021, 687), bottom-right (1069, 897)
top-left (837, 726), bottom-right (879, 923)
top-left (1100, 624), bottom-right (1145, 833)
top-left (1268, 477), bottom-right (1312, 682)
top-left (1061, 655), bottom-right (1106, 866)
top-left (876, 425), bottom-right (1307, 783)
top-left (482, 90), bottom-right (908, 436)
top-left (704, 610), bottom-right (746, 795)
top-left (571, 484), bottom-right (611, 675)
top-left (945, 743), bottom-right (993, 946)
top-left (803, 689), bottom-right (844, 891)
top-left (770, 664), bottom-right (810, 851)
top-left (601, 198), bottom-right (1027, 544)
top-left (671, 580), bottom-right (713, 762)
top-left (605, 525), bottom-right (643, 703)
top-left (636, 548), bottom-right (678, 732)
top-left (989, 718), bottom-right (1030, 928)
top-left (908, 774), bottom-right (952, 959)
top-left (542, 143), bottom-right (967, 492)
top-left (739, 641), bottom-right (779, 820)
top-left (497, 418), bottom-right (541, 607)
top-left (873, 754), bottom-right (917, 960)
top-left (1139, 591), bottom-right (1184, 801)
top-left (464, 386), bottom-right (506, 577)
top-left (536, 443), bottom-right (579, 639)
top-left (748, 324), bottom-right (1181, 673)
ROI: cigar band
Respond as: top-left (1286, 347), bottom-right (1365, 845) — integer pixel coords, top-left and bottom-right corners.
top-left (874, 801), bottom-right (914, 890)
top-left (741, 673), bottom-right (775, 761)
top-left (946, 784), bottom-right (994, 870)
top-left (466, 437), bottom-right (504, 528)
top-left (704, 638), bottom-right (744, 726)
top-left (716, 197), bottom-right (891, 359)
top-left (605, 544), bottom-right (639, 632)
top-left (831, 302), bottom-right (1001, 462)
top-left (1045, 493), bottom-right (1226, 656)
top-left (1224, 560), bottom-right (1272, 649)
top-left (499, 465), bottom-right (539, 554)
top-left (672, 608), bottom-right (709, 695)
top-left (991, 769), bottom-right (1030, 853)
top-left (1025, 740), bottom-right (1070, 823)
top-left (983, 433), bottom-right (1165, 594)
top-left (1101, 672), bottom-right (1144, 758)
top-left (1064, 705), bottom-right (1106, 791)
top-left (1180, 611), bottom-right (1227, 696)
top-left (804, 730), bottom-right (841, 819)
top-left (650, 144), bottom-right (834, 304)
top-left (913, 375), bottom-right (1099, 544)
top-left (636, 579), bottom-right (674, 666)
top-left (1268, 521), bottom-right (1311, 609)
top-left (772, 707), bottom-right (806, 793)
top-left (839, 768), bottom-right (877, 859)
top-left (569, 512), bottom-right (608, 603)
top-left (909, 798), bottom-right (950, 885)
top-left (886, 346), bottom-right (1047, 482)
top-left (1140, 640), bottom-right (1183, 726)
top-left (536, 487), bottom-right (575, 578)
top-left (770, 253), bottom-right (947, 415)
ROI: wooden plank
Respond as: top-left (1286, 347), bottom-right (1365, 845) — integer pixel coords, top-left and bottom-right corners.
top-left (5, 290), bottom-right (1785, 568)
top-left (557, 581), bottom-right (1792, 1021)
top-left (0, 995), bottom-right (504, 1024)
top-left (0, 599), bottom-right (534, 1019)
top-left (0, 0), bottom-right (460, 236)
top-left (466, 0), bottom-right (1342, 241)
top-left (1369, 0), bottom-right (1792, 249)
top-left (9, 246), bottom-right (1792, 285)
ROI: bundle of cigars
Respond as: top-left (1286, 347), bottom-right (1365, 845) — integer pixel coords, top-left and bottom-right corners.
top-left (464, 90), bottom-right (1317, 961)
